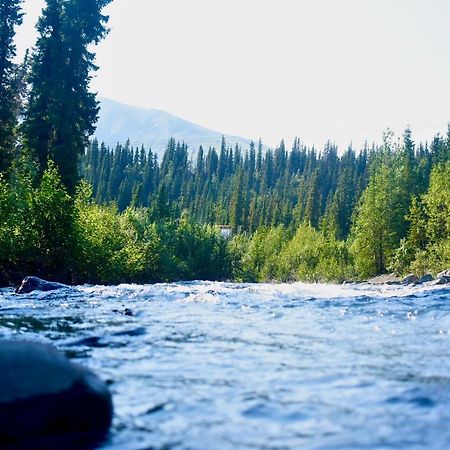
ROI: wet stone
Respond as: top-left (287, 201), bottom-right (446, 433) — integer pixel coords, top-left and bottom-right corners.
top-left (0, 340), bottom-right (113, 448)
top-left (415, 273), bottom-right (434, 284)
top-left (15, 276), bottom-right (68, 295)
top-left (401, 274), bottom-right (418, 285)
top-left (434, 275), bottom-right (450, 285)
top-left (437, 269), bottom-right (450, 278)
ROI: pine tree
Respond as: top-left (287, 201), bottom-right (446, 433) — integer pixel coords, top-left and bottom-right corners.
top-left (304, 169), bottom-right (320, 228)
top-left (350, 163), bottom-right (408, 277)
top-left (0, 0), bottom-right (23, 173)
top-left (22, 0), bottom-right (111, 193)
top-left (230, 170), bottom-right (244, 232)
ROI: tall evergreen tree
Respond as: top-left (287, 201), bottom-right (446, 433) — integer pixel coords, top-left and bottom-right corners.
top-left (22, 0), bottom-right (111, 192)
top-left (350, 163), bottom-right (407, 277)
top-left (304, 169), bottom-right (320, 228)
top-left (0, 0), bottom-right (23, 173)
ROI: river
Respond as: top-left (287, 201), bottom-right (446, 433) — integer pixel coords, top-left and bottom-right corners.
top-left (1, 281), bottom-right (449, 449)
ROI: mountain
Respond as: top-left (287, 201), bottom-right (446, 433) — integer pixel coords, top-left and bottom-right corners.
top-left (94, 98), bottom-right (253, 156)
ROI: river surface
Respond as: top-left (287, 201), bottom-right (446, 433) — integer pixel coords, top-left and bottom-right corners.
top-left (0, 282), bottom-right (450, 449)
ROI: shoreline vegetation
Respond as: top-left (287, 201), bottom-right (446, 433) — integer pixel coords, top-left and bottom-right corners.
top-left (1, 143), bottom-right (450, 289)
top-left (1, 1), bottom-right (449, 288)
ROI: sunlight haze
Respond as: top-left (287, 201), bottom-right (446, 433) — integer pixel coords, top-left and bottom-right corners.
top-left (16, 0), bottom-right (450, 150)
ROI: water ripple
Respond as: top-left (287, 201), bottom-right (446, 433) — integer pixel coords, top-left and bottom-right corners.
top-left (1, 282), bottom-right (450, 449)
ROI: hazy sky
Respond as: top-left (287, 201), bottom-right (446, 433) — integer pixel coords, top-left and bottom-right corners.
top-left (15, 0), bottom-right (450, 150)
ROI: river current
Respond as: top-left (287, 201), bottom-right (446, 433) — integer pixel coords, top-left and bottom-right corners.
top-left (0, 281), bottom-right (449, 449)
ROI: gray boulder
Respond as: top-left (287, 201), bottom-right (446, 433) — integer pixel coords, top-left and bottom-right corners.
top-left (401, 273), bottom-right (418, 285)
top-left (434, 275), bottom-right (450, 285)
top-left (437, 269), bottom-right (450, 278)
top-left (415, 273), bottom-right (434, 284)
top-left (16, 276), bottom-right (68, 294)
top-left (0, 341), bottom-right (113, 448)
top-left (366, 273), bottom-right (400, 285)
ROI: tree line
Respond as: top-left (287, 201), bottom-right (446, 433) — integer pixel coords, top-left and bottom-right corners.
top-left (0, 1), bottom-right (449, 286)
top-left (81, 136), bottom-right (369, 236)
top-left (79, 128), bottom-right (450, 281)
top-left (0, 0), bottom-right (234, 286)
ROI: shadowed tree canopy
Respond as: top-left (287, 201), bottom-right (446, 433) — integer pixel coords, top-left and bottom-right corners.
top-left (0, 0), bottom-right (23, 174)
top-left (22, 0), bottom-right (111, 193)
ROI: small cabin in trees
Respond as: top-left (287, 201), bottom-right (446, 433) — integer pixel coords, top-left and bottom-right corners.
top-left (217, 225), bottom-right (233, 239)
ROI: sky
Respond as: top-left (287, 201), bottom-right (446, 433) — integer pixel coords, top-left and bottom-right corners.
top-left (15, 0), bottom-right (450, 151)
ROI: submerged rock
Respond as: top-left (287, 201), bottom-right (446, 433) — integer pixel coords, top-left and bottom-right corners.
top-left (0, 341), bottom-right (113, 448)
top-left (16, 276), bottom-right (68, 294)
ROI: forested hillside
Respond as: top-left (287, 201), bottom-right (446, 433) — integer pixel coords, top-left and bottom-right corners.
top-left (81, 136), bottom-right (371, 232)
top-left (79, 128), bottom-right (450, 281)
top-left (81, 130), bottom-right (447, 233)
top-left (1, 1), bottom-right (449, 286)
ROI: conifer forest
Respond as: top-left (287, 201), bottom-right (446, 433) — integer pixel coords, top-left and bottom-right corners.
top-left (1, 0), bottom-right (449, 286)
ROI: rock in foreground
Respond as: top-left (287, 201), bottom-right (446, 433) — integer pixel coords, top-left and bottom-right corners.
top-left (0, 341), bottom-right (113, 449)
top-left (15, 276), bottom-right (68, 294)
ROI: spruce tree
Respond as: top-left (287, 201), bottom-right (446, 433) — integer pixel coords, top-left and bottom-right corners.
top-left (23, 0), bottom-right (111, 193)
top-left (304, 169), bottom-right (320, 228)
top-left (0, 0), bottom-right (23, 173)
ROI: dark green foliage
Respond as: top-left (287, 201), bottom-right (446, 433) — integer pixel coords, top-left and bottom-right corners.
top-left (350, 165), bottom-right (402, 277)
top-left (81, 136), bottom-right (371, 236)
top-left (0, 162), bottom-right (232, 286)
top-left (22, 0), bottom-right (111, 193)
top-left (76, 123), bottom-right (450, 283)
top-left (397, 161), bottom-right (450, 275)
top-left (0, 0), bottom-right (23, 173)
top-left (2, 123), bottom-right (450, 285)
top-left (162, 216), bottom-right (231, 281)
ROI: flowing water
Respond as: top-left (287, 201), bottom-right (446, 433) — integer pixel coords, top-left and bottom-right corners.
top-left (0, 281), bottom-right (450, 450)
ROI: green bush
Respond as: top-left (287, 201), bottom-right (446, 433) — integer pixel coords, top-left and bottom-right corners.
top-left (237, 226), bottom-right (288, 282)
top-left (279, 224), bottom-right (353, 282)
top-left (0, 160), bottom-right (76, 283)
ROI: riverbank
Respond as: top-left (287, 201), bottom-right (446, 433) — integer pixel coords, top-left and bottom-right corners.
top-left (2, 160), bottom-right (450, 288)
top-left (6, 267), bottom-right (450, 296)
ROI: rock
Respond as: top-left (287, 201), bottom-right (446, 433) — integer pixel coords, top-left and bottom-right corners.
top-left (437, 269), bottom-right (450, 278)
top-left (367, 273), bottom-right (401, 285)
top-left (112, 307), bottom-right (135, 316)
top-left (16, 276), bottom-right (68, 294)
top-left (434, 275), bottom-right (450, 285)
top-left (0, 341), bottom-right (113, 448)
top-left (401, 273), bottom-right (418, 285)
top-left (415, 273), bottom-right (434, 284)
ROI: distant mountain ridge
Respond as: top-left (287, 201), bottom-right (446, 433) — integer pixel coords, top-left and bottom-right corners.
top-left (94, 98), bottom-right (253, 156)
